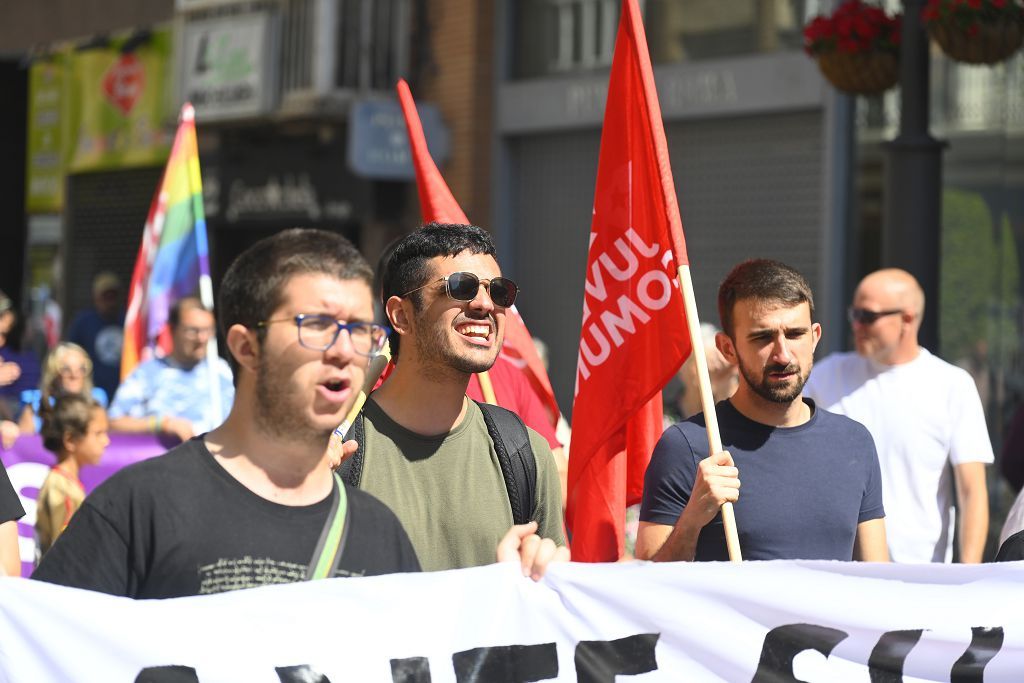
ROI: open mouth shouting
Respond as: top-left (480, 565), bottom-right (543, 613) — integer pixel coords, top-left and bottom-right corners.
top-left (317, 377), bottom-right (352, 405)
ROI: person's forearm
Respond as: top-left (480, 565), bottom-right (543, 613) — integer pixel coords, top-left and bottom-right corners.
top-left (110, 415), bottom-right (162, 434)
top-left (650, 510), bottom-right (703, 562)
top-left (0, 521), bottom-right (20, 577)
top-left (959, 491), bottom-right (989, 563)
top-left (17, 407), bottom-right (35, 434)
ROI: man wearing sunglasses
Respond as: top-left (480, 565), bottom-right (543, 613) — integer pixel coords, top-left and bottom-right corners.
top-left (341, 223), bottom-right (566, 572)
top-left (805, 268), bottom-right (992, 563)
top-left (35, 229), bottom-right (563, 597)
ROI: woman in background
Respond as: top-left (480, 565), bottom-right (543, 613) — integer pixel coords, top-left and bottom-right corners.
top-left (18, 342), bottom-right (108, 435)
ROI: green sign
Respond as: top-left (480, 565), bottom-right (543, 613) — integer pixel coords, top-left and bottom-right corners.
top-left (25, 55), bottom-right (67, 213)
top-left (66, 29), bottom-right (174, 172)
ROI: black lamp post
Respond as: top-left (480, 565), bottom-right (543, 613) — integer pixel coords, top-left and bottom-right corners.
top-left (882, 0), bottom-right (945, 352)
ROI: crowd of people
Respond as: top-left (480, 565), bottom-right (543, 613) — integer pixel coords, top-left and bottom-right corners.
top-left (1, 222), bottom-right (1022, 598)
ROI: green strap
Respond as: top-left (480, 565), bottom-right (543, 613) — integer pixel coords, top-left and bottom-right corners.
top-left (309, 473), bottom-right (348, 581)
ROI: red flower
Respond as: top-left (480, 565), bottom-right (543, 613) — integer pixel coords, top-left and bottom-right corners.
top-left (838, 37), bottom-right (860, 53)
top-left (993, 0), bottom-right (1007, 7)
top-left (967, 0), bottom-right (982, 9)
top-left (802, 0), bottom-right (902, 58)
top-left (967, 23), bottom-right (980, 36)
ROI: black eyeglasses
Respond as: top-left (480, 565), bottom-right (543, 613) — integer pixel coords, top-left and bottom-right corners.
top-left (402, 271), bottom-right (519, 308)
top-left (847, 307), bottom-right (903, 325)
top-left (257, 315), bottom-right (391, 356)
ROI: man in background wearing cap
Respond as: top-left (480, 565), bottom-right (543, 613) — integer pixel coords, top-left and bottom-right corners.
top-left (67, 272), bottom-right (125, 399)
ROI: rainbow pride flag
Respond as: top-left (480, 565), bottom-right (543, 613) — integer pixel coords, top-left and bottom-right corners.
top-left (121, 104), bottom-right (216, 392)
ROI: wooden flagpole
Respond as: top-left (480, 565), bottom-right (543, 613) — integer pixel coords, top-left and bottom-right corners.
top-left (677, 264), bottom-right (742, 562)
top-left (477, 370), bottom-right (497, 405)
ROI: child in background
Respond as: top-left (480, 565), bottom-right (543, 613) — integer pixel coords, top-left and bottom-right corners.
top-left (36, 395), bottom-right (109, 556)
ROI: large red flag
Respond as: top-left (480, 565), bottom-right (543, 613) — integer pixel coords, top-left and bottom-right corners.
top-left (566, 0), bottom-right (692, 561)
top-left (396, 80), bottom-right (561, 425)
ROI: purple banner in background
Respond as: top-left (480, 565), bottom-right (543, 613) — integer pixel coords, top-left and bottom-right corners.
top-left (2, 434), bottom-right (176, 577)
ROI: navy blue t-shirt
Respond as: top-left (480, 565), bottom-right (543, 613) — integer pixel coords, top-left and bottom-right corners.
top-left (67, 308), bottom-right (125, 400)
top-left (640, 399), bottom-right (885, 561)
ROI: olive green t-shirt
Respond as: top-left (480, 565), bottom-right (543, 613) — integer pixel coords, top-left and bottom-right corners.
top-left (359, 398), bottom-right (565, 572)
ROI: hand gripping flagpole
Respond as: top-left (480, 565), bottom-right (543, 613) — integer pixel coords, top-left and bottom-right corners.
top-left (677, 264), bottom-right (742, 562)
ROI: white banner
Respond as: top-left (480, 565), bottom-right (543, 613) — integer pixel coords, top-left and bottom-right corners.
top-left (2, 560), bottom-right (1023, 682)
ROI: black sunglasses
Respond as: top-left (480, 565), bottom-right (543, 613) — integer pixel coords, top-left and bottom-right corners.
top-left (847, 307), bottom-right (903, 325)
top-left (402, 271), bottom-right (519, 308)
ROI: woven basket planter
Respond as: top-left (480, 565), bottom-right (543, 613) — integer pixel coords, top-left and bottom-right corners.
top-left (816, 50), bottom-right (899, 95)
top-left (928, 16), bottom-right (1024, 64)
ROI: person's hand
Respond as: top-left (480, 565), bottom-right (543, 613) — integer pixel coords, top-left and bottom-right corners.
top-left (327, 435), bottom-right (358, 471)
top-left (680, 450), bottom-right (740, 530)
top-left (161, 417), bottom-right (195, 442)
top-left (0, 420), bottom-right (18, 449)
top-left (496, 521), bottom-right (570, 581)
top-left (0, 362), bottom-right (21, 387)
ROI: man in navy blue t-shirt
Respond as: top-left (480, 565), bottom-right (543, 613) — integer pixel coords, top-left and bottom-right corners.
top-left (637, 259), bottom-right (889, 562)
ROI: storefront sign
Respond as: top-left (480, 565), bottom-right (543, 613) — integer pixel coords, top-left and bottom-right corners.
top-left (209, 131), bottom-right (369, 227)
top-left (348, 99), bottom-right (450, 180)
top-left (66, 29), bottom-right (174, 172)
top-left (180, 13), bottom-right (274, 121)
top-left (25, 55), bottom-right (67, 213)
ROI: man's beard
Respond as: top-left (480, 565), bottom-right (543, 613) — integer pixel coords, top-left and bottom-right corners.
top-left (254, 360), bottom-right (333, 446)
top-left (738, 359), bottom-right (809, 404)
top-left (413, 312), bottom-right (498, 377)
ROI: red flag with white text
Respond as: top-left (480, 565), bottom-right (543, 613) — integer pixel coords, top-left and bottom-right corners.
top-left (397, 80), bottom-right (561, 425)
top-left (566, 0), bottom-right (692, 561)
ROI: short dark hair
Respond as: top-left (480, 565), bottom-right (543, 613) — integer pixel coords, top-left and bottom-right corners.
top-left (40, 394), bottom-right (101, 458)
top-left (168, 297), bottom-right (208, 329)
top-left (380, 223), bottom-right (497, 358)
top-left (717, 259), bottom-right (815, 338)
top-left (218, 228), bottom-right (373, 371)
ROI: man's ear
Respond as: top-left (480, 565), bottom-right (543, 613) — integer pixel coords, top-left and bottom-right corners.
top-left (385, 296), bottom-right (413, 336)
top-left (716, 332), bottom-right (738, 365)
top-left (811, 322), bottom-right (823, 352)
top-left (226, 324), bottom-right (260, 373)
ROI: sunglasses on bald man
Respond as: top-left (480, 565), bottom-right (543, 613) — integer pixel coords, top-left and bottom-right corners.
top-left (847, 307), bottom-right (904, 325)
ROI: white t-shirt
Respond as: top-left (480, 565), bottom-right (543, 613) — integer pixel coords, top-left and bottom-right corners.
top-left (805, 349), bottom-right (993, 562)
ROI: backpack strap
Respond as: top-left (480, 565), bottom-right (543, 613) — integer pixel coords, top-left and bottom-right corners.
top-left (337, 411), bottom-right (365, 488)
top-left (476, 400), bottom-right (537, 526)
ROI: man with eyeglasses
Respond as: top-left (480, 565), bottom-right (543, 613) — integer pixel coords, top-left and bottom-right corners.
top-left (108, 297), bottom-right (235, 442)
top-left (35, 228), bottom-right (563, 597)
top-left (340, 223), bottom-right (566, 572)
top-left (805, 268), bottom-right (992, 563)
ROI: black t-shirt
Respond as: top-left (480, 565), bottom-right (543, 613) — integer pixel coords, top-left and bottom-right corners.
top-left (0, 459), bottom-right (25, 523)
top-left (33, 438), bottom-right (420, 598)
top-left (640, 399), bottom-right (885, 561)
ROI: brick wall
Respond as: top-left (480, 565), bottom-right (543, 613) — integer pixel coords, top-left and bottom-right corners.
top-left (415, 0), bottom-right (495, 228)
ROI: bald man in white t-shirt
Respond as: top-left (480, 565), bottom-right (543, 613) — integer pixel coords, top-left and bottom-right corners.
top-left (805, 269), bottom-right (991, 563)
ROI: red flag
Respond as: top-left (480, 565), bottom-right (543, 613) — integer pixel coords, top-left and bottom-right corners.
top-left (396, 79), bottom-right (561, 425)
top-left (566, 0), bottom-right (692, 561)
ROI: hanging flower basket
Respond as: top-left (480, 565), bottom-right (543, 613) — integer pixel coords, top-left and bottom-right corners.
top-left (816, 50), bottom-right (900, 94)
top-left (923, 0), bottom-right (1024, 65)
top-left (804, 1), bottom-right (903, 96)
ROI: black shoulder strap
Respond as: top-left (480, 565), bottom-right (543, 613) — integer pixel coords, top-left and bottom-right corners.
top-left (337, 412), bottom-right (365, 488)
top-left (476, 400), bottom-right (537, 525)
